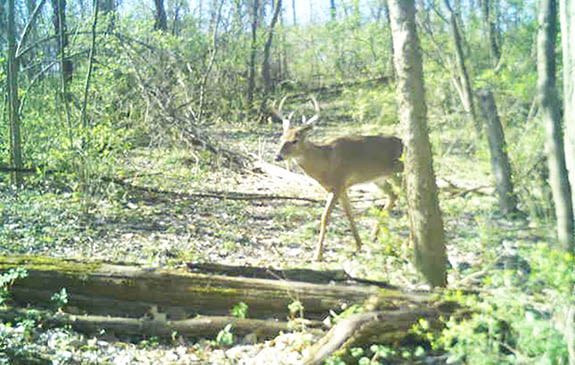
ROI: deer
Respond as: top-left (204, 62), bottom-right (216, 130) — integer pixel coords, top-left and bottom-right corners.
top-left (274, 97), bottom-right (404, 261)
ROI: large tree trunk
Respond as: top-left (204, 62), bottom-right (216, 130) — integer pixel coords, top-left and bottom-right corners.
top-left (7, 0), bottom-right (24, 187)
top-left (537, 0), bottom-right (574, 250)
top-left (560, 0), bottom-right (575, 219)
top-left (388, 0), bottom-right (448, 288)
top-left (476, 89), bottom-right (519, 216)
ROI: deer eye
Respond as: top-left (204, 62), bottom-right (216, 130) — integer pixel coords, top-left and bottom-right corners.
top-left (290, 139), bottom-right (298, 145)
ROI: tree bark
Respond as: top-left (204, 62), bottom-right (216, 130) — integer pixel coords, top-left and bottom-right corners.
top-left (261, 0), bottom-right (282, 95)
top-left (444, 0), bottom-right (480, 134)
top-left (7, 0), bottom-right (24, 187)
top-left (537, 0), bottom-right (574, 250)
top-left (247, 0), bottom-right (260, 108)
top-left (560, 0), bottom-right (575, 218)
top-left (388, 0), bottom-right (448, 288)
top-left (383, 0), bottom-right (396, 80)
top-left (476, 89), bottom-right (519, 216)
top-left (153, 0), bottom-right (168, 31)
top-left (52, 0), bottom-right (73, 82)
top-left (481, 0), bottom-right (501, 65)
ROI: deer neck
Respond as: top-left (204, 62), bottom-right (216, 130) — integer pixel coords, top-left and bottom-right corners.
top-left (294, 140), bottom-right (332, 184)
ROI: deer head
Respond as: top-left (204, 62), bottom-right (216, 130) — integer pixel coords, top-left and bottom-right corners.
top-left (274, 96), bottom-right (320, 162)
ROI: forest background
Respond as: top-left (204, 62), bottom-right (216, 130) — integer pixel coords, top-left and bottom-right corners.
top-left (2, 0), bottom-right (575, 364)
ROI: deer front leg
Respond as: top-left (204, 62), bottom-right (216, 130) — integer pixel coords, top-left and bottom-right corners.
top-left (316, 191), bottom-right (338, 261)
top-left (339, 190), bottom-right (363, 252)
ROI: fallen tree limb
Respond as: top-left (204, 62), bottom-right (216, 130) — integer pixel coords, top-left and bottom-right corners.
top-left (303, 303), bottom-right (457, 365)
top-left (187, 262), bottom-right (396, 289)
top-left (0, 307), bottom-right (320, 340)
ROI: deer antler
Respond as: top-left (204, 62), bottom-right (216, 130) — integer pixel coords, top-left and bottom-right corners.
top-left (304, 96), bottom-right (320, 125)
top-left (277, 95), bottom-right (289, 114)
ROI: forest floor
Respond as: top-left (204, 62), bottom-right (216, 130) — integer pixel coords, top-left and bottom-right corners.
top-left (0, 98), bottom-right (549, 364)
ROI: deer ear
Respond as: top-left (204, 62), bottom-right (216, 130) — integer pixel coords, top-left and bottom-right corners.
top-left (282, 118), bottom-right (291, 133)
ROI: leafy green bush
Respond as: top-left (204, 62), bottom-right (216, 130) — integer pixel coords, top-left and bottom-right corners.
top-left (431, 244), bottom-right (572, 365)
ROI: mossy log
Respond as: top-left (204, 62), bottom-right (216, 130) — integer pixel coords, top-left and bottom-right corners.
top-left (0, 255), bottom-right (411, 321)
top-left (1, 255), bottom-right (449, 344)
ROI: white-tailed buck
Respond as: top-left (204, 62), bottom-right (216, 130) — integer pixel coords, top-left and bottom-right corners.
top-left (274, 97), bottom-right (403, 261)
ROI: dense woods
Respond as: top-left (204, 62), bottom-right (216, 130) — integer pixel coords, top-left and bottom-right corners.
top-left (1, 0), bottom-right (575, 364)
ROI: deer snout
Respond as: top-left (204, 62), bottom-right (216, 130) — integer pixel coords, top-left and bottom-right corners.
top-left (274, 154), bottom-right (284, 162)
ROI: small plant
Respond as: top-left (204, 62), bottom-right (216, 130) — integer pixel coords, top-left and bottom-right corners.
top-left (0, 267), bottom-right (28, 304)
top-left (288, 300), bottom-right (304, 321)
top-left (50, 288), bottom-right (69, 311)
top-left (216, 323), bottom-right (234, 347)
top-left (231, 301), bottom-right (248, 319)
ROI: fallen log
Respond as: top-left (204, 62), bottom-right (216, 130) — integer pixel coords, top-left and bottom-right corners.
top-left (0, 307), bottom-right (319, 340)
top-left (1, 255), bottom-right (452, 346)
top-left (302, 305), bottom-right (453, 365)
top-left (0, 255), bottom-right (413, 321)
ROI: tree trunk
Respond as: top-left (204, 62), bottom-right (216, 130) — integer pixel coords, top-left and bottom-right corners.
top-left (560, 0), bottom-right (575, 218)
top-left (261, 0), bottom-right (282, 95)
top-left (388, 0), bottom-right (448, 288)
top-left (52, 0), bottom-right (73, 82)
top-left (153, 0), bottom-right (168, 31)
top-left (247, 0), bottom-right (260, 108)
top-left (383, 0), bottom-right (396, 80)
top-left (330, 0), bottom-right (336, 21)
top-left (7, 0), bottom-right (24, 187)
top-left (481, 0), bottom-right (501, 65)
top-left (445, 0), bottom-right (480, 134)
top-left (537, 0), bottom-right (574, 250)
top-left (81, 0), bottom-right (98, 130)
top-left (476, 89), bottom-right (519, 216)
top-left (97, 0), bottom-right (116, 32)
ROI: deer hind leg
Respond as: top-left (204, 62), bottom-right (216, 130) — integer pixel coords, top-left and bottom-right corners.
top-left (372, 174), bottom-right (402, 239)
top-left (339, 190), bottom-right (363, 252)
top-left (316, 191), bottom-right (338, 261)
top-left (377, 174), bottom-right (402, 211)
